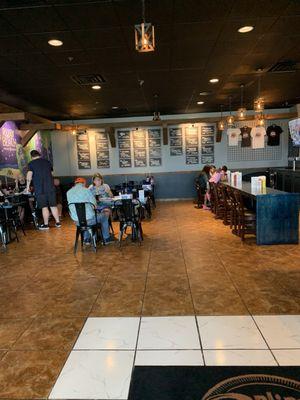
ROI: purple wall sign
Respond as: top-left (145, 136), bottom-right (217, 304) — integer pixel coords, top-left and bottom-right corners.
top-left (0, 121), bottom-right (22, 169)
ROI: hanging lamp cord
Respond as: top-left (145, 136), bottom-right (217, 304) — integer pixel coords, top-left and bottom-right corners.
top-left (142, 0), bottom-right (145, 23)
top-left (240, 85), bottom-right (244, 108)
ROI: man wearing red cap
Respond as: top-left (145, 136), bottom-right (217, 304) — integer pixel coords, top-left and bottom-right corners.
top-left (67, 177), bottom-right (112, 244)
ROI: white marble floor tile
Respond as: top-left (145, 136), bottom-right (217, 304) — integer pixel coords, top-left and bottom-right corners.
top-left (74, 317), bottom-right (140, 350)
top-left (135, 350), bottom-right (204, 366)
top-left (49, 350), bottom-right (135, 400)
top-left (204, 350), bottom-right (277, 366)
top-left (254, 315), bottom-right (300, 349)
top-left (273, 349), bottom-right (300, 366)
top-left (137, 316), bottom-right (200, 350)
top-left (197, 316), bottom-right (267, 349)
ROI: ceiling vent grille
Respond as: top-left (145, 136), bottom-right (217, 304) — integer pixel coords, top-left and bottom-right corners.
top-left (267, 61), bottom-right (297, 73)
top-left (71, 74), bottom-right (106, 85)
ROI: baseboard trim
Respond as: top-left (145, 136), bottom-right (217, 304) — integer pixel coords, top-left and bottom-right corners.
top-left (156, 198), bottom-right (194, 202)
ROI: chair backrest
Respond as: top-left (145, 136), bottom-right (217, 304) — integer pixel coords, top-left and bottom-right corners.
top-left (210, 182), bottom-right (219, 204)
top-left (115, 199), bottom-right (141, 222)
top-left (226, 185), bottom-right (237, 206)
top-left (68, 202), bottom-right (95, 227)
top-left (219, 184), bottom-right (229, 205)
top-left (233, 190), bottom-right (245, 215)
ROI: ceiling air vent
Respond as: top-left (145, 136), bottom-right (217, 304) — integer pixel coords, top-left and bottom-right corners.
top-left (71, 74), bottom-right (106, 85)
top-left (267, 61), bottom-right (297, 73)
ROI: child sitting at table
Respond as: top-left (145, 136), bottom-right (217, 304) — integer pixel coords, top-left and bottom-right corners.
top-left (89, 173), bottom-right (113, 198)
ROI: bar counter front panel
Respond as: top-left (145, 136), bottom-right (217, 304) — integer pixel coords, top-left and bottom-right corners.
top-left (225, 182), bottom-right (299, 245)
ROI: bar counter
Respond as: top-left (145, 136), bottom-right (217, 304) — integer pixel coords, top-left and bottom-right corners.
top-left (224, 181), bottom-right (299, 245)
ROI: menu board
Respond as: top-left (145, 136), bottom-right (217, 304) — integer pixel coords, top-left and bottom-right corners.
top-left (185, 126), bottom-right (199, 164)
top-left (201, 125), bottom-right (215, 164)
top-left (95, 131), bottom-right (110, 169)
top-left (118, 130), bottom-right (132, 168)
top-left (133, 130), bottom-right (147, 167)
top-left (76, 131), bottom-right (91, 169)
top-left (169, 127), bottom-right (183, 156)
top-left (148, 128), bottom-right (162, 167)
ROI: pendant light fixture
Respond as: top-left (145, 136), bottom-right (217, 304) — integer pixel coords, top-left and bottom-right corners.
top-left (227, 96), bottom-right (234, 126)
top-left (255, 113), bottom-right (265, 127)
top-left (71, 119), bottom-right (77, 135)
top-left (218, 105), bottom-right (225, 131)
top-left (135, 0), bottom-right (155, 52)
top-left (237, 84), bottom-right (246, 120)
top-left (254, 71), bottom-right (265, 113)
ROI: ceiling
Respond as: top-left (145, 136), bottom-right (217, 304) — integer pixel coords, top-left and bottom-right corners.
top-left (0, 0), bottom-right (300, 120)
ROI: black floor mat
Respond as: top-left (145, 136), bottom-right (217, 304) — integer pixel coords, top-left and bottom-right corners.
top-left (128, 366), bottom-right (300, 400)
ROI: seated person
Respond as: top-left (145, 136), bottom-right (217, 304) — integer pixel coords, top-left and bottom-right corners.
top-left (195, 165), bottom-right (211, 209)
top-left (67, 177), bottom-right (113, 244)
top-left (221, 165), bottom-right (228, 182)
top-left (14, 175), bottom-right (27, 223)
top-left (89, 173), bottom-right (113, 198)
top-left (15, 175), bottom-right (27, 193)
top-left (209, 168), bottom-right (222, 184)
top-left (0, 180), bottom-right (9, 196)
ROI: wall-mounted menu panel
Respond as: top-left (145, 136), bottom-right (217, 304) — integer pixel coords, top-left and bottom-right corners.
top-left (133, 130), bottom-right (147, 167)
top-left (76, 131), bottom-right (91, 169)
top-left (148, 128), bottom-right (162, 167)
top-left (201, 125), bottom-right (215, 164)
top-left (95, 130), bottom-right (110, 168)
top-left (169, 127), bottom-right (183, 156)
top-left (117, 129), bottom-right (132, 168)
top-left (185, 126), bottom-right (199, 165)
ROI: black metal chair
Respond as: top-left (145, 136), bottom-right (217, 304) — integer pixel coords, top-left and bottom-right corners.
top-left (0, 212), bottom-right (7, 251)
top-left (114, 199), bottom-right (143, 247)
top-left (68, 202), bottom-right (104, 253)
top-left (0, 203), bottom-right (25, 245)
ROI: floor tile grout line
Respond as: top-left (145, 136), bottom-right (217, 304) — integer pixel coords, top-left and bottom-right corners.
top-left (140, 229), bottom-right (154, 318)
top-left (127, 224), bottom-right (154, 396)
top-left (174, 204), bottom-right (206, 366)
top-left (250, 315), bottom-right (280, 367)
top-left (46, 249), bottom-right (114, 399)
top-left (213, 246), bottom-right (280, 366)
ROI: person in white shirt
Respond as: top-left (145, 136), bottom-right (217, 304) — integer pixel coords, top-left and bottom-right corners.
top-left (251, 126), bottom-right (266, 149)
top-left (227, 128), bottom-right (240, 146)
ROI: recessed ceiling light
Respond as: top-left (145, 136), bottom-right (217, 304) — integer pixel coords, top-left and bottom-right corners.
top-left (112, 106), bottom-right (119, 109)
top-left (209, 78), bottom-right (219, 83)
top-left (48, 39), bottom-right (63, 47)
top-left (199, 91), bottom-right (212, 96)
top-left (92, 85), bottom-right (101, 90)
top-left (238, 26), bottom-right (254, 33)
top-left (197, 101), bottom-right (204, 105)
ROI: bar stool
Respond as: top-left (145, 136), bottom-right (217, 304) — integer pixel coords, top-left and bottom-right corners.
top-left (214, 184), bottom-right (226, 220)
top-left (220, 184), bottom-right (231, 225)
top-left (209, 182), bottom-right (216, 214)
top-left (225, 186), bottom-right (238, 233)
top-left (233, 189), bottom-right (256, 241)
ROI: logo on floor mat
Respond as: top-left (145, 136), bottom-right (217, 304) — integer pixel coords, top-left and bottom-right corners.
top-left (202, 374), bottom-right (300, 400)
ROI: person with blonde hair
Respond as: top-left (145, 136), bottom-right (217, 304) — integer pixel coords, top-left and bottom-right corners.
top-left (89, 173), bottom-right (113, 198)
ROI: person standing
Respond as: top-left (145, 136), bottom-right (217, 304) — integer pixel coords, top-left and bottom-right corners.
top-left (26, 150), bottom-right (61, 230)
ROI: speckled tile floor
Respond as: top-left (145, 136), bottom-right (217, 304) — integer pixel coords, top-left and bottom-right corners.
top-left (0, 201), bottom-right (299, 398)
